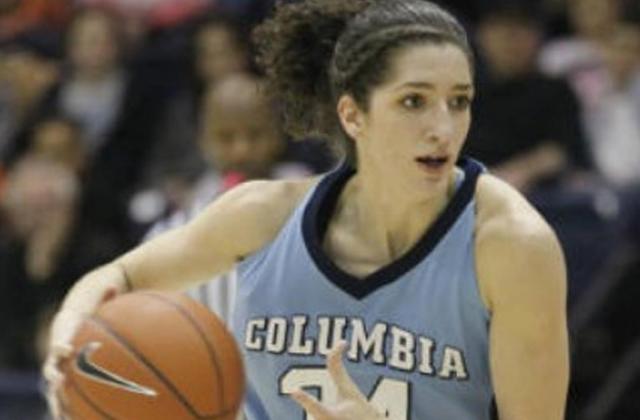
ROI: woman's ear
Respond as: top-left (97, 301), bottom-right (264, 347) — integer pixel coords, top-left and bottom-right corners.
top-left (337, 95), bottom-right (364, 141)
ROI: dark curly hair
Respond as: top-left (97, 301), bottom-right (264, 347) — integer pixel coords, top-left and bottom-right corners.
top-left (254, 0), bottom-right (473, 166)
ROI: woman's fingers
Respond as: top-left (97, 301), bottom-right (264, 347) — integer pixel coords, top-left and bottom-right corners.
top-left (291, 390), bottom-right (333, 419)
top-left (42, 343), bottom-right (71, 382)
top-left (327, 341), bottom-right (362, 400)
top-left (43, 333), bottom-right (75, 419)
top-left (52, 342), bottom-right (73, 358)
top-left (290, 342), bottom-right (385, 420)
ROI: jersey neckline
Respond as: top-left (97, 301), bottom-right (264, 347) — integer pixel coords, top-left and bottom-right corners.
top-left (302, 156), bottom-right (483, 300)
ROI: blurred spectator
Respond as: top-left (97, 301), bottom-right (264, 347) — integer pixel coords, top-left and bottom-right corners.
top-left (0, 117), bottom-right (99, 370)
top-left (0, 0), bottom-right (71, 43)
top-left (564, 26), bottom-right (640, 416)
top-left (0, 156), bottom-right (122, 369)
top-left (55, 7), bottom-right (131, 153)
top-left (465, 5), bottom-right (619, 309)
top-left (136, 73), bottom-right (313, 232)
top-left (143, 73), bottom-right (314, 324)
top-left (465, 4), bottom-right (587, 193)
top-left (0, 48), bottom-right (59, 158)
top-left (192, 13), bottom-right (251, 86)
top-left (140, 13), bottom-right (253, 210)
top-left (539, 0), bottom-right (622, 108)
top-left (29, 116), bottom-right (87, 174)
top-left (581, 23), bottom-right (640, 188)
top-left (3, 6), bottom-right (164, 242)
top-left (77, 0), bottom-right (212, 30)
top-left (197, 75), bottom-right (287, 179)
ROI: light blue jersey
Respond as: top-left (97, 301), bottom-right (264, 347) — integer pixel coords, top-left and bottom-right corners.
top-left (232, 157), bottom-right (493, 419)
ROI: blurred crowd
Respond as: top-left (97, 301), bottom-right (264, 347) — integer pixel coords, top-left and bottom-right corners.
top-left (0, 0), bottom-right (638, 419)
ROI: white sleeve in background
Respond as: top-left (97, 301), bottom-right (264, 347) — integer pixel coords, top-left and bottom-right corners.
top-left (186, 270), bottom-right (237, 327)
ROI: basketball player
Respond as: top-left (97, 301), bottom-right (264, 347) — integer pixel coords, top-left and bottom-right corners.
top-left (44, 1), bottom-right (569, 419)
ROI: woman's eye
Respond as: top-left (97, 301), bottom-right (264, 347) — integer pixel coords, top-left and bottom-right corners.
top-left (450, 96), bottom-right (471, 111)
top-left (401, 94), bottom-right (426, 109)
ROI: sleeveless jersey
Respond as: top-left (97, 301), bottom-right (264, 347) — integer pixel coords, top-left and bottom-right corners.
top-left (231, 157), bottom-right (492, 420)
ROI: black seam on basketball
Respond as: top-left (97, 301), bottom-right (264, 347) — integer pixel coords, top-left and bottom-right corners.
top-left (67, 361), bottom-right (117, 420)
top-left (93, 297), bottom-right (239, 420)
top-left (136, 292), bottom-right (230, 418)
top-left (89, 315), bottom-right (204, 419)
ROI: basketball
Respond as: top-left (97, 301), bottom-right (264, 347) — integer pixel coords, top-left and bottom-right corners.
top-left (59, 291), bottom-right (245, 420)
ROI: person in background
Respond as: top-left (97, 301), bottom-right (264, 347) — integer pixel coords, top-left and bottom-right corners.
top-left (0, 172), bottom-right (122, 373)
top-left (0, 48), bottom-right (59, 160)
top-left (0, 157), bottom-right (79, 369)
top-left (0, 115), bottom-right (125, 370)
top-left (29, 116), bottom-right (86, 174)
top-left (581, 22), bottom-right (640, 188)
top-left (142, 72), bottom-right (312, 234)
top-left (3, 6), bottom-right (164, 245)
top-left (0, 115), bottom-right (121, 419)
top-left (138, 12), bottom-right (253, 217)
top-left (465, 3), bottom-right (587, 193)
top-left (539, 0), bottom-right (622, 108)
top-left (143, 73), bottom-right (313, 324)
top-left (76, 0), bottom-right (212, 31)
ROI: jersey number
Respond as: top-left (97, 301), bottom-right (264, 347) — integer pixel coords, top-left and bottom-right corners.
top-left (280, 367), bottom-right (410, 420)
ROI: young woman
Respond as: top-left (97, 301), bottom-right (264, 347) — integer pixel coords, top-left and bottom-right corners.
top-left (44, 1), bottom-right (569, 419)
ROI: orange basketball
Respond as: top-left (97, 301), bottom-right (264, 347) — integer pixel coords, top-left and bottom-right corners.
top-left (59, 291), bottom-right (245, 420)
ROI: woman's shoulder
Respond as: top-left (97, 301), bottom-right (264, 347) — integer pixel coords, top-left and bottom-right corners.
top-left (173, 177), bottom-right (320, 272)
top-left (198, 177), bottom-right (320, 246)
top-left (474, 174), bottom-right (554, 243)
top-left (473, 174), bottom-right (566, 310)
top-left (224, 177), bottom-right (319, 219)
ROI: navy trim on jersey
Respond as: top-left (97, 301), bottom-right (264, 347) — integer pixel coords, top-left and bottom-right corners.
top-left (490, 397), bottom-right (498, 419)
top-left (302, 156), bottom-right (484, 300)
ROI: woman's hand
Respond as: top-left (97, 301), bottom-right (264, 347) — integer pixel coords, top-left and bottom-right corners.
top-left (42, 309), bottom-right (81, 419)
top-left (291, 342), bottom-right (386, 420)
top-left (41, 283), bottom-right (120, 419)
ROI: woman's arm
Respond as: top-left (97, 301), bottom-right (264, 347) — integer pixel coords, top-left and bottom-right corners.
top-left (43, 178), bottom-right (313, 418)
top-left (67, 176), bottom-right (318, 307)
top-left (476, 195), bottom-right (569, 420)
top-left (56, 179), bottom-right (291, 312)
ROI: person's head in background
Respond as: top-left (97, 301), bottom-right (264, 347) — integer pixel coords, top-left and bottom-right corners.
top-left (601, 22), bottom-right (640, 89)
top-left (66, 6), bottom-right (126, 81)
top-left (477, 4), bottom-right (543, 79)
top-left (1, 156), bottom-right (79, 240)
top-left (30, 116), bottom-right (86, 174)
top-left (567, 0), bottom-right (621, 41)
top-left (198, 73), bottom-right (284, 179)
top-left (192, 14), bottom-right (251, 87)
top-left (0, 48), bottom-right (59, 148)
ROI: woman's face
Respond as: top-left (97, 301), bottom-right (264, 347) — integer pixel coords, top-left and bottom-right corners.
top-left (348, 43), bottom-right (473, 199)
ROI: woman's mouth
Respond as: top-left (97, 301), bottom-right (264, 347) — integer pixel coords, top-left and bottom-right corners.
top-left (415, 155), bottom-right (450, 174)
